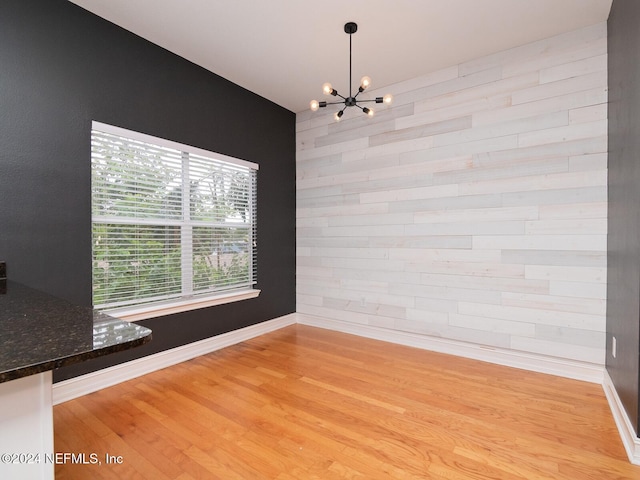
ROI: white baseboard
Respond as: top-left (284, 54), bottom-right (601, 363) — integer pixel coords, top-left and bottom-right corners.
top-left (53, 311), bottom-right (604, 402)
top-left (296, 313), bottom-right (605, 384)
top-left (602, 370), bottom-right (640, 465)
top-left (52, 313), bottom-right (297, 405)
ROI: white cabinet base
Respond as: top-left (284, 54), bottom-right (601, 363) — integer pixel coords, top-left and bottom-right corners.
top-left (0, 372), bottom-right (54, 480)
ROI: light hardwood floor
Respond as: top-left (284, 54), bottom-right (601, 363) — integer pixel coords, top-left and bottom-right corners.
top-left (54, 324), bottom-right (639, 479)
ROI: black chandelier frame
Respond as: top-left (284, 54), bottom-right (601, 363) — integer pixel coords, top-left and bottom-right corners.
top-left (310, 22), bottom-right (392, 120)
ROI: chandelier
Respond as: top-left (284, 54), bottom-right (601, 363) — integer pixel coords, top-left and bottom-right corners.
top-left (310, 22), bottom-right (393, 121)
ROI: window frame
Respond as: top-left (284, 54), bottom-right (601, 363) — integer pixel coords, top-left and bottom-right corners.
top-left (90, 121), bottom-right (260, 321)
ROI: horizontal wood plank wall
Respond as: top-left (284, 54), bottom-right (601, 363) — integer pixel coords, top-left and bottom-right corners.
top-left (295, 23), bottom-right (608, 365)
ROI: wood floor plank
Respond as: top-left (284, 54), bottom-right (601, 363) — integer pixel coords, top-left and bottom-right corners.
top-left (54, 324), bottom-right (640, 479)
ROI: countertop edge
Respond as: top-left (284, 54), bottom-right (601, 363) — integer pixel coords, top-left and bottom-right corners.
top-left (0, 331), bottom-right (152, 384)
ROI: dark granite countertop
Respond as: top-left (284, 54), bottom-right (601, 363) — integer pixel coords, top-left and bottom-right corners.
top-left (0, 281), bottom-right (151, 383)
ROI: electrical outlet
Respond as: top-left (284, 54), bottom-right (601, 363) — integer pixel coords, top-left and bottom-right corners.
top-left (612, 336), bottom-right (617, 358)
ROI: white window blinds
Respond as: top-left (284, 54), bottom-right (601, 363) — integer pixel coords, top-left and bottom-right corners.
top-left (91, 122), bottom-right (258, 310)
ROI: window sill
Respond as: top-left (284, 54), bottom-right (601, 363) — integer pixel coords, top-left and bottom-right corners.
top-left (103, 289), bottom-right (261, 322)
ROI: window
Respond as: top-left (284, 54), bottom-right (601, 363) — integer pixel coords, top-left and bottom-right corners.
top-left (91, 121), bottom-right (258, 319)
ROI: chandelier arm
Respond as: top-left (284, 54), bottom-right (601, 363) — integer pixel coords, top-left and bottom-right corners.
top-left (323, 100), bottom-right (347, 106)
top-left (353, 89), bottom-right (371, 101)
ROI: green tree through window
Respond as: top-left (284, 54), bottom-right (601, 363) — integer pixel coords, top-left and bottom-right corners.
top-left (91, 122), bottom-right (258, 310)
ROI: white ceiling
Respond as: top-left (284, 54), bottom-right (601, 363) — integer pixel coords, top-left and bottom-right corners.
top-left (69, 0), bottom-right (612, 114)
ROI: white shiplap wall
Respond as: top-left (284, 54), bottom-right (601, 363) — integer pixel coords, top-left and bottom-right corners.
top-left (295, 23), bottom-right (607, 365)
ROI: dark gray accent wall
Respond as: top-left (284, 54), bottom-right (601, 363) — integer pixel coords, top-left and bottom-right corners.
top-left (0, 0), bottom-right (296, 382)
top-left (607, 0), bottom-right (640, 434)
